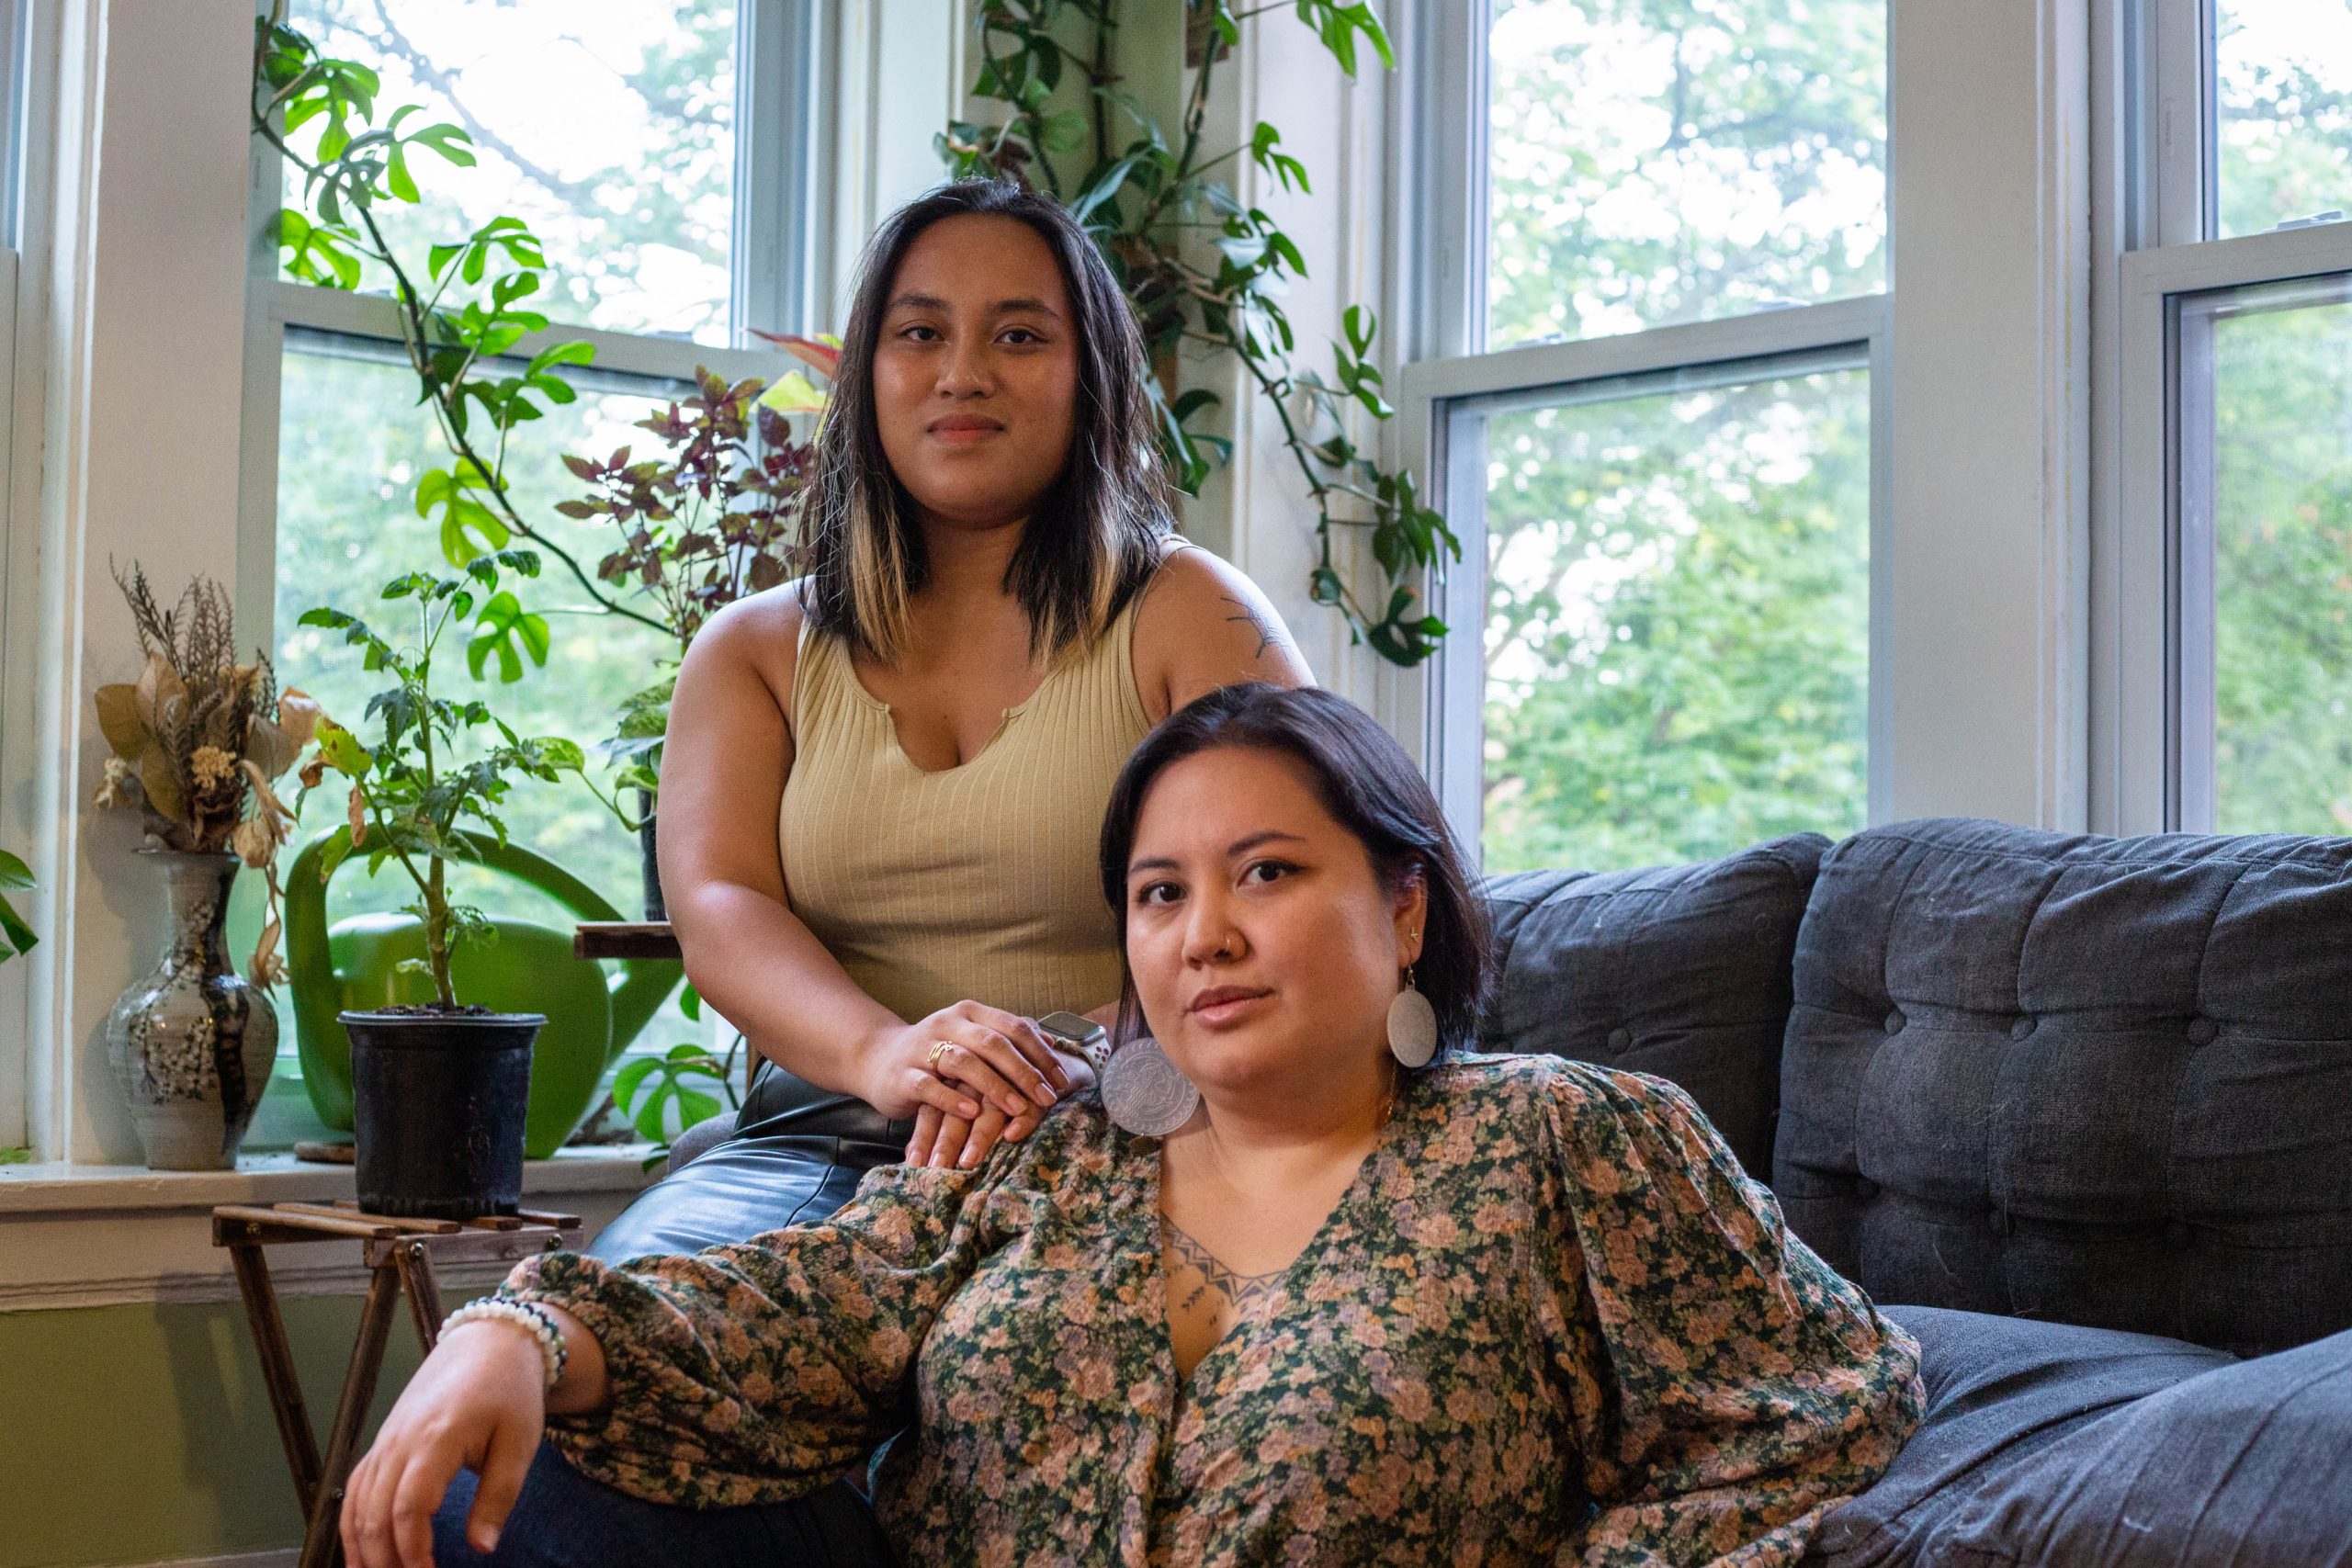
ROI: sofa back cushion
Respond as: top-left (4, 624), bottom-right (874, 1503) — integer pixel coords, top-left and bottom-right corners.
top-left (1479, 834), bottom-right (1826, 1178)
top-left (1775, 817), bottom-right (2352, 1357)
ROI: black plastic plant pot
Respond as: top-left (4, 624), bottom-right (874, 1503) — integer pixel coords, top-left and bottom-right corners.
top-left (345, 1009), bottom-right (543, 1220)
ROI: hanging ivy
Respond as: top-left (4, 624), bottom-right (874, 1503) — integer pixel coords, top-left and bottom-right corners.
top-left (940, 0), bottom-right (1457, 666)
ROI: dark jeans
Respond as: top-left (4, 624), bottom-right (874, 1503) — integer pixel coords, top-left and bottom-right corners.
top-left (432, 1443), bottom-right (898, 1567)
top-left (586, 1060), bottom-right (906, 1260)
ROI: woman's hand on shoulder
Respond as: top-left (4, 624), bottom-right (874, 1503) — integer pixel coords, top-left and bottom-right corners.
top-left (340, 1318), bottom-right (548, 1567)
top-left (903, 1036), bottom-right (1102, 1169)
top-left (905, 1099), bottom-right (1037, 1171)
top-left (864, 1001), bottom-right (1078, 1169)
top-left (1132, 545), bottom-right (1315, 721)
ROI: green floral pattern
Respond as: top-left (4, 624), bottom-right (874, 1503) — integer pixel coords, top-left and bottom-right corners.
top-left (507, 1056), bottom-right (1921, 1565)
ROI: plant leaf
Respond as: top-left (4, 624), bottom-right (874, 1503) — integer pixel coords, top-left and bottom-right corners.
top-left (315, 718), bottom-right (373, 778)
top-left (93, 684), bottom-right (149, 761)
top-left (755, 371), bottom-right (827, 414)
top-left (0, 893), bottom-right (34, 958)
top-left (464, 591), bottom-right (550, 683)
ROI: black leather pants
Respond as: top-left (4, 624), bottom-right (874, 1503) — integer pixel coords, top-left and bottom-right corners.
top-left (586, 1061), bottom-right (908, 1262)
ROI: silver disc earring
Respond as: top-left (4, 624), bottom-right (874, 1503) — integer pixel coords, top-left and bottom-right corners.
top-left (1387, 964), bottom-right (1439, 1069)
top-left (1100, 1037), bottom-right (1201, 1136)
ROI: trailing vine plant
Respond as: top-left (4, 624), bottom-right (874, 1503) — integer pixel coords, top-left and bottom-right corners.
top-left (940, 0), bottom-right (1457, 665)
top-left (251, 6), bottom-right (646, 678)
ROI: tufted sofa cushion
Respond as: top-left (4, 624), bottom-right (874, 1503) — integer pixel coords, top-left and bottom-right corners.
top-left (1480, 834), bottom-right (1827, 1178)
top-left (1775, 818), bottom-right (2352, 1357)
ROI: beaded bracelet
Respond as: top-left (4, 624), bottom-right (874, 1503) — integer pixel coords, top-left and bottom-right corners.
top-left (440, 1298), bottom-right (567, 1391)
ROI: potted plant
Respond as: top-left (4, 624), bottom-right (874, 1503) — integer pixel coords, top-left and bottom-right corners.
top-left (558, 355), bottom-right (827, 916)
top-left (89, 566), bottom-right (315, 1169)
top-left (298, 548), bottom-right (598, 1217)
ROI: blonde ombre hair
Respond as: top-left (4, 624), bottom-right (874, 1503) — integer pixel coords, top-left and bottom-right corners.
top-left (802, 180), bottom-right (1172, 664)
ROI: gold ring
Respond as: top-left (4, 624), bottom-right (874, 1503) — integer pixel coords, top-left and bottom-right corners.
top-left (926, 1040), bottom-right (953, 1072)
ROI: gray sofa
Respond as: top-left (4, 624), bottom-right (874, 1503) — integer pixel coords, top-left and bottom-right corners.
top-left (1485, 816), bottom-right (2352, 1565)
top-left (659, 814), bottom-right (2351, 1562)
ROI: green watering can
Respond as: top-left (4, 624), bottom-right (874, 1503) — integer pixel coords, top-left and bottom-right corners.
top-left (285, 828), bottom-right (682, 1158)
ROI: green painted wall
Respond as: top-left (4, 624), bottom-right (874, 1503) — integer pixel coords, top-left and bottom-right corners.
top-left (0, 1297), bottom-right (426, 1568)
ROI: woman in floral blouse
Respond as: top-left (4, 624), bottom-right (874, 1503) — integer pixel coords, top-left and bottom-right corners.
top-left (351, 683), bottom-right (1921, 1568)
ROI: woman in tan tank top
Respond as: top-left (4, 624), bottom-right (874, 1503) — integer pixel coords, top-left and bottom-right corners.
top-left (585, 180), bottom-right (1310, 1264)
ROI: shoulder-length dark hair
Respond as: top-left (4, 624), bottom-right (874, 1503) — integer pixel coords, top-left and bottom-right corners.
top-left (1097, 683), bottom-right (1492, 1059)
top-left (801, 178), bottom-right (1172, 663)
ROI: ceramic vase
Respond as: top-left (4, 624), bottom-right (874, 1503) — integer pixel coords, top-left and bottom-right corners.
top-left (105, 851), bottom-right (278, 1169)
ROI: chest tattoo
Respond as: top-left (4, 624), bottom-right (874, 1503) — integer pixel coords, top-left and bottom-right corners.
top-left (1164, 1218), bottom-right (1287, 1312)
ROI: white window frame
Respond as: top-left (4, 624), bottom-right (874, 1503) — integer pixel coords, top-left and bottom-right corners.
top-left (0, 0), bottom-right (45, 1150)
top-left (2099, 0), bottom-right (2352, 832)
top-left (0, 15), bottom-right (986, 1325)
top-left (1392, 0), bottom-right (1894, 861)
top-left (1388, 0), bottom-right (2097, 849)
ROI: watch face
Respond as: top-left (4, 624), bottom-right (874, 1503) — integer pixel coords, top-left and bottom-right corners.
top-left (1036, 1010), bottom-right (1107, 1047)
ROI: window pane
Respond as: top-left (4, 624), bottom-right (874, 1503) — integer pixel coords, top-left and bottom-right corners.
top-left (1487, 0), bottom-right (1887, 349)
top-left (2186, 276), bottom-right (2352, 831)
top-left (274, 333), bottom-right (681, 931)
top-left (2215, 1), bottom-right (2352, 239)
top-left (288, 0), bottom-right (737, 342)
top-left (1478, 358), bottom-right (1870, 872)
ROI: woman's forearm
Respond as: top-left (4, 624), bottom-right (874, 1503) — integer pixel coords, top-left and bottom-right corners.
top-left (673, 880), bottom-right (903, 1102)
top-left (539, 1303), bottom-right (609, 1415)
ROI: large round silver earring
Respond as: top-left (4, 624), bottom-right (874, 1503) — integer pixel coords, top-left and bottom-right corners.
top-left (1101, 1037), bottom-right (1201, 1136)
top-left (1387, 965), bottom-right (1438, 1068)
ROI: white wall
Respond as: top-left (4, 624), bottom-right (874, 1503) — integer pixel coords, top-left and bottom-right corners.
top-left (1884, 0), bottom-right (2091, 828)
top-left (818, 0), bottom-right (982, 322)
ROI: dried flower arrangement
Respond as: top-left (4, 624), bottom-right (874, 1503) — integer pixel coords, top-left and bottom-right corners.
top-left (91, 565), bottom-right (320, 984)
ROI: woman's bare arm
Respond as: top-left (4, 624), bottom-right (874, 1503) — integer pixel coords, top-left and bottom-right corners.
top-left (1132, 546), bottom-right (1316, 719)
top-left (656, 591), bottom-right (1065, 1122)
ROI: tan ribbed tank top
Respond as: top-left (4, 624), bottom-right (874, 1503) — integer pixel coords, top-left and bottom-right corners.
top-left (779, 591), bottom-right (1155, 1024)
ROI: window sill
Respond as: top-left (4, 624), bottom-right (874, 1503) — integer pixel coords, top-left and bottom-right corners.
top-left (0, 1148), bottom-right (661, 1312)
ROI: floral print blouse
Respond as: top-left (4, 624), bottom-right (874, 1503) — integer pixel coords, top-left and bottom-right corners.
top-left (504, 1055), bottom-right (1922, 1566)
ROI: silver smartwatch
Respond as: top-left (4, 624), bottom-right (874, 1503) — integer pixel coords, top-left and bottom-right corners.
top-left (1035, 1010), bottom-right (1113, 1073)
